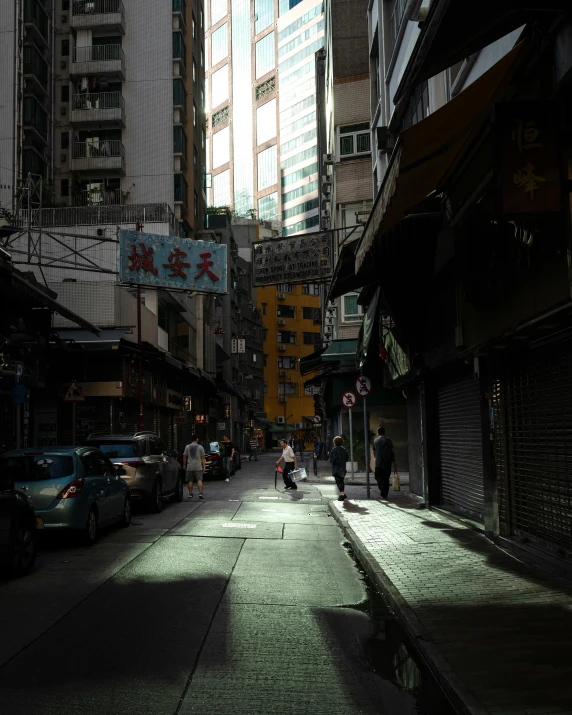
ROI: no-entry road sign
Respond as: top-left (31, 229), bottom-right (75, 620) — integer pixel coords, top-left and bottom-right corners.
top-left (355, 375), bottom-right (372, 397)
top-left (341, 391), bottom-right (356, 409)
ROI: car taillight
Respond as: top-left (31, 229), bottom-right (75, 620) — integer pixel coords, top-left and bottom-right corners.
top-left (57, 478), bottom-right (84, 499)
top-left (121, 461), bottom-right (146, 468)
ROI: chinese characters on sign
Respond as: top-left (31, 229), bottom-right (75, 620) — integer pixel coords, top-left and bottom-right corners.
top-left (252, 232), bottom-right (333, 287)
top-left (119, 230), bottom-right (228, 294)
top-left (497, 102), bottom-right (561, 214)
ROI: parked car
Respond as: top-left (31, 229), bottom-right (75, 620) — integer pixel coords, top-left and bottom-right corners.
top-left (84, 432), bottom-right (184, 512)
top-left (0, 471), bottom-right (37, 576)
top-left (0, 447), bottom-right (131, 546)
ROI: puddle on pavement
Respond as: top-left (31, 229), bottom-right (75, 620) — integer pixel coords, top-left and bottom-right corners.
top-left (342, 542), bottom-right (459, 715)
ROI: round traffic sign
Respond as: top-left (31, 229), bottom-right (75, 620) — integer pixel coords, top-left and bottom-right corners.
top-left (342, 391), bottom-right (357, 409)
top-left (355, 375), bottom-right (372, 397)
top-left (312, 415), bottom-right (322, 424)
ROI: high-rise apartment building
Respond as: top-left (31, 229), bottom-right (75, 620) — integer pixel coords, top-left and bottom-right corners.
top-left (205, 0), bottom-right (324, 235)
top-left (2, 0), bottom-right (205, 236)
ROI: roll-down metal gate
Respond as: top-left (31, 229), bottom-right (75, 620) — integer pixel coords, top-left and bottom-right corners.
top-left (502, 341), bottom-right (572, 553)
top-left (438, 375), bottom-right (484, 521)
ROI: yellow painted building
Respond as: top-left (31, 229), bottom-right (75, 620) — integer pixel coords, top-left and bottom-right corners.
top-left (258, 282), bottom-right (321, 439)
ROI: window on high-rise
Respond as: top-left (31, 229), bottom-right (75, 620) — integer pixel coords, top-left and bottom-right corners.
top-left (277, 331), bottom-right (296, 344)
top-left (303, 332), bottom-right (321, 345)
top-left (278, 0), bottom-right (304, 16)
top-left (193, 58), bottom-right (197, 83)
top-left (213, 169), bottom-right (230, 206)
top-left (276, 284), bottom-right (294, 292)
top-left (211, 23), bottom-right (228, 66)
top-left (255, 0), bottom-right (274, 34)
top-left (302, 283), bottom-right (320, 295)
top-left (339, 123), bottom-right (371, 158)
top-left (256, 99), bottom-right (276, 145)
top-left (303, 307), bottom-right (320, 321)
top-left (211, 64), bottom-right (229, 107)
top-left (343, 294), bottom-right (364, 322)
top-left (257, 145), bottom-right (277, 190)
top-left (255, 32), bottom-right (275, 79)
top-left (212, 126), bottom-right (230, 169)
top-left (210, 0), bottom-right (226, 25)
top-left (258, 193), bottom-right (278, 221)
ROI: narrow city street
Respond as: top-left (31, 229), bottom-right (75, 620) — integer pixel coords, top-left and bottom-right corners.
top-left (0, 455), bottom-right (454, 715)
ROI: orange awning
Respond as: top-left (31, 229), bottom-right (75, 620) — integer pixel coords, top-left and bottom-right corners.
top-left (355, 41), bottom-right (529, 272)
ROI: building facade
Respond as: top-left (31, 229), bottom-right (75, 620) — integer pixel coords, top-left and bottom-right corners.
top-left (341, 0), bottom-right (572, 567)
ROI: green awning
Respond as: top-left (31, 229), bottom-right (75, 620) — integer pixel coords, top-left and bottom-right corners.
top-left (323, 339), bottom-right (358, 361)
top-left (299, 346), bottom-right (327, 376)
top-left (356, 287), bottom-right (381, 372)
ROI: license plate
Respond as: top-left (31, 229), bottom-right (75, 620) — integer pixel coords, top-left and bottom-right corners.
top-left (36, 517), bottom-right (44, 529)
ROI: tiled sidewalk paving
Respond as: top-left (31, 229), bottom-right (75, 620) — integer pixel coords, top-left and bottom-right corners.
top-left (330, 497), bottom-right (572, 715)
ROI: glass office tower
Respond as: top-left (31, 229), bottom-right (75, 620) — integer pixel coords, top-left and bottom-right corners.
top-left (206, 0), bottom-right (323, 235)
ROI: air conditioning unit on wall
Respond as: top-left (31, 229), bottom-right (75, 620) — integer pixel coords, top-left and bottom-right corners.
top-left (278, 319), bottom-right (286, 326)
top-left (295, 422), bottom-right (303, 429)
top-left (276, 416), bottom-right (285, 424)
top-left (278, 345), bottom-right (286, 352)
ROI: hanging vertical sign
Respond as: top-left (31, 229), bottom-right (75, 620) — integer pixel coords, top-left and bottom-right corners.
top-left (496, 101), bottom-right (561, 214)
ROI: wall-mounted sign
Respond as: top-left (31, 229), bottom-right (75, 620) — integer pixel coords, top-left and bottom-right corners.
top-left (224, 404), bottom-right (231, 419)
top-left (195, 414), bottom-right (209, 424)
top-left (183, 396), bottom-right (192, 411)
top-left (496, 101), bottom-right (561, 214)
top-left (119, 230), bottom-right (228, 294)
top-left (231, 338), bottom-right (237, 353)
top-left (237, 338), bottom-right (245, 353)
top-left (252, 232), bottom-right (333, 286)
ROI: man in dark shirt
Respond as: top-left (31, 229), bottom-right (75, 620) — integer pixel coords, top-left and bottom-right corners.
top-left (373, 427), bottom-right (394, 499)
top-left (222, 434), bottom-right (235, 482)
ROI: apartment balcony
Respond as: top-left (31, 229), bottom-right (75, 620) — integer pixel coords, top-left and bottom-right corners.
top-left (71, 140), bottom-right (126, 175)
top-left (71, 0), bottom-right (125, 33)
top-left (71, 44), bottom-right (125, 80)
top-left (174, 174), bottom-right (188, 216)
top-left (24, 0), bottom-right (50, 47)
top-left (71, 92), bottom-right (125, 126)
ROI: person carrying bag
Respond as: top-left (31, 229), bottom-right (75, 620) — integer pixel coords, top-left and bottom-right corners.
top-left (276, 439), bottom-right (298, 491)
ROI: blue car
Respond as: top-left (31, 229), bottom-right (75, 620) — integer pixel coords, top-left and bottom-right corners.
top-left (0, 447), bottom-right (132, 545)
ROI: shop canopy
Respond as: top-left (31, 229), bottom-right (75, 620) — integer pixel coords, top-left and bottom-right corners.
top-left (300, 340), bottom-right (358, 377)
top-left (355, 41), bottom-right (529, 274)
top-left (394, 0), bottom-right (569, 104)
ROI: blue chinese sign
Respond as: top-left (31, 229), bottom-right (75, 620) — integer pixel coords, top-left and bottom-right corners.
top-left (118, 230), bottom-right (228, 294)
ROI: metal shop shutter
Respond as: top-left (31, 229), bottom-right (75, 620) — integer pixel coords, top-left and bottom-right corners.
top-left (505, 341), bottom-right (572, 552)
top-left (438, 375), bottom-right (484, 521)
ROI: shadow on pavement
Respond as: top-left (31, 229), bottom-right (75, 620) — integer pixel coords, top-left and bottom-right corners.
top-left (0, 537), bottom-right (237, 715)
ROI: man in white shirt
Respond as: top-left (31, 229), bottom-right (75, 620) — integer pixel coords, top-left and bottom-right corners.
top-left (276, 439), bottom-right (298, 491)
top-left (183, 435), bottom-right (206, 499)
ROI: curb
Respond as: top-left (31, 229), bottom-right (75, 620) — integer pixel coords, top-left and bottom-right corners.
top-left (329, 503), bottom-right (491, 715)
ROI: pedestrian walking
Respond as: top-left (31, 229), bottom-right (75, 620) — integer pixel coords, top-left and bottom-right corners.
top-left (249, 434), bottom-right (259, 461)
top-left (222, 434), bottom-right (235, 482)
top-left (183, 435), bottom-right (206, 499)
top-left (373, 427), bottom-right (395, 499)
top-left (298, 437), bottom-right (305, 462)
top-left (329, 436), bottom-right (349, 501)
top-left (276, 439), bottom-right (298, 490)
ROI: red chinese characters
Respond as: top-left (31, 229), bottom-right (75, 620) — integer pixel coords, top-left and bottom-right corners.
top-left (128, 243), bottom-right (158, 276)
top-left (195, 252), bottom-right (219, 282)
top-left (163, 247), bottom-right (191, 279)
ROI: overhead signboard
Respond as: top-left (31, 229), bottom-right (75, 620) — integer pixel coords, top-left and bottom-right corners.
top-left (119, 230), bottom-right (228, 294)
top-left (252, 232), bottom-right (333, 287)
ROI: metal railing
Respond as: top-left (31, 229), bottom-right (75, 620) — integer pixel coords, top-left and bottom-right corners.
top-left (72, 91), bottom-right (124, 111)
top-left (73, 139), bottom-right (124, 159)
top-left (72, 0), bottom-right (124, 15)
top-left (73, 44), bottom-right (124, 63)
top-left (16, 203), bottom-right (184, 236)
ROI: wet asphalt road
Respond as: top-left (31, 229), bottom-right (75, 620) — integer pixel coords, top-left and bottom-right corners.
top-left (0, 454), bottom-right (429, 715)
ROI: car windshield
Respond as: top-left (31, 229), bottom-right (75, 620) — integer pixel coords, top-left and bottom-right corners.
top-left (85, 441), bottom-right (139, 458)
top-left (0, 454), bottom-right (74, 481)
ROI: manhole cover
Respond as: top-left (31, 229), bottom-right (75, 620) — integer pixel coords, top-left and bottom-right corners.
top-left (259, 496), bottom-right (279, 500)
top-left (222, 522), bottom-right (257, 529)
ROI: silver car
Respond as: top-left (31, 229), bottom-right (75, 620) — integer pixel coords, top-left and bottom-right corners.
top-left (83, 432), bottom-right (184, 512)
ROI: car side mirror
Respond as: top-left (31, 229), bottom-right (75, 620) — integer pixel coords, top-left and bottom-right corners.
top-left (115, 465), bottom-right (126, 476)
top-left (0, 475), bottom-right (15, 492)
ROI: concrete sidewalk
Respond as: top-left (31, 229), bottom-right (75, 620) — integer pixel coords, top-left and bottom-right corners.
top-left (330, 494), bottom-right (572, 715)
